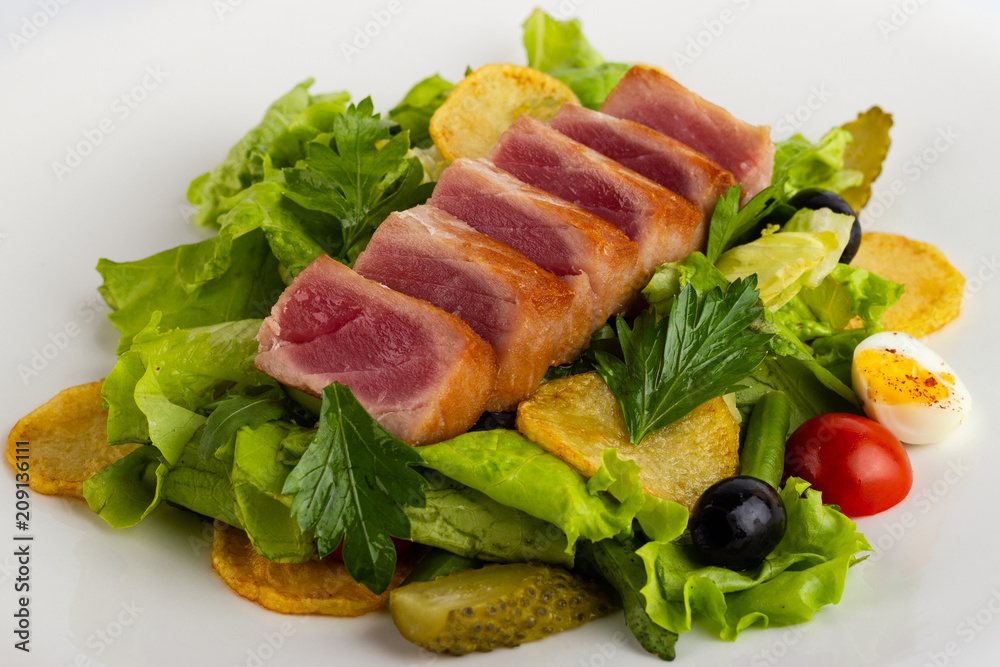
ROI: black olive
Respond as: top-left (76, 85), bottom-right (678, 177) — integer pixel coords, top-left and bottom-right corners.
top-left (788, 188), bottom-right (862, 264)
top-left (688, 476), bottom-right (786, 571)
top-left (468, 411), bottom-right (517, 431)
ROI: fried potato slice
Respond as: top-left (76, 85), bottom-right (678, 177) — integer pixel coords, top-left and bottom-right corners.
top-left (850, 232), bottom-right (964, 337)
top-left (429, 63), bottom-right (579, 161)
top-left (840, 106), bottom-right (893, 211)
top-left (516, 371), bottom-right (740, 509)
top-left (5, 381), bottom-right (139, 499)
top-left (211, 520), bottom-right (418, 617)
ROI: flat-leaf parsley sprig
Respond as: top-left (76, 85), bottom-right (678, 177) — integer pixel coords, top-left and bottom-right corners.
top-left (282, 382), bottom-right (427, 594)
top-left (594, 277), bottom-right (772, 445)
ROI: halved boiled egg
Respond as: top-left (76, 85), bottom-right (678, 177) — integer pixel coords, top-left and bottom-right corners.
top-left (851, 331), bottom-right (970, 445)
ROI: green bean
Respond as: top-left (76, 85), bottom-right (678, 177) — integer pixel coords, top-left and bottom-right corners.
top-left (740, 391), bottom-right (791, 489)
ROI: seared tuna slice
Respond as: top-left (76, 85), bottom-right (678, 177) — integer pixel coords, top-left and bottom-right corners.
top-left (255, 254), bottom-right (498, 445)
top-left (429, 158), bottom-right (642, 329)
top-left (549, 103), bottom-right (737, 220)
top-left (354, 205), bottom-right (587, 411)
top-left (600, 66), bottom-right (774, 201)
top-left (490, 115), bottom-right (703, 280)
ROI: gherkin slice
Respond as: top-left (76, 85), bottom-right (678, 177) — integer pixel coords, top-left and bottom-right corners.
top-left (389, 563), bottom-right (618, 655)
top-left (840, 106), bottom-right (893, 211)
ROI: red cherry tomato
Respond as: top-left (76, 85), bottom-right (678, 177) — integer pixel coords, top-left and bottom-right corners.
top-left (784, 413), bottom-right (912, 518)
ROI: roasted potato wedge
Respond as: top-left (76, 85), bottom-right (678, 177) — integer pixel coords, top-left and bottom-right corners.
top-left (6, 381), bottom-right (139, 499)
top-left (850, 232), bottom-right (964, 337)
top-left (429, 63), bottom-right (579, 161)
top-left (211, 520), bottom-right (418, 617)
top-left (516, 371), bottom-right (740, 509)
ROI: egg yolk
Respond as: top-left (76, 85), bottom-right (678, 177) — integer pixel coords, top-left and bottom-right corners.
top-left (855, 348), bottom-right (951, 405)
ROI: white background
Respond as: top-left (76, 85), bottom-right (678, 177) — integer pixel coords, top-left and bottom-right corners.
top-left (2, 1), bottom-right (999, 665)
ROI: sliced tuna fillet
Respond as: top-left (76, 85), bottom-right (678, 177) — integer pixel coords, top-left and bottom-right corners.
top-left (429, 158), bottom-right (643, 330)
top-left (490, 115), bottom-right (703, 280)
top-left (549, 103), bottom-right (737, 220)
top-left (255, 254), bottom-right (498, 445)
top-left (600, 65), bottom-right (774, 201)
top-left (354, 205), bottom-right (587, 411)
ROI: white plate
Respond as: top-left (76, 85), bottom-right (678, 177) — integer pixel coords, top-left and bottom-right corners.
top-left (3, 1), bottom-right (1000, 665)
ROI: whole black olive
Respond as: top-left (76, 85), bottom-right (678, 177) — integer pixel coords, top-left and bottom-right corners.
top-left (688, 476), bottom-right (786, 571)
top-left (468, 411), bottom-right (517, 431)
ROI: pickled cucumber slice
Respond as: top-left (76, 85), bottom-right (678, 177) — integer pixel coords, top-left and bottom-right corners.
top-left (840, 106), bottom-right (893, 211)
top-left (389, 563), bottom-right (618, 655)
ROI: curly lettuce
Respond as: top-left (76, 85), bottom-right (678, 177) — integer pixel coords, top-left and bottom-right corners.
top-left (638, 479), bottom-right (870, 640)
top-left (417, 431), bottom-right (687, 550)
top-left (522, 9), bottom-right (630, 109)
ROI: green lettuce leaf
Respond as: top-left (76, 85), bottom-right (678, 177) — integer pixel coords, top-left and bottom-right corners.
top-left (418, 431), bottom-right (665, 549)
top-left (158, 427), bottom-right (242, 527)
top-left (231, 421), bottom-right (317, 562)
top-left (85, 419), bottom-right (318, 563)
top-left (405, 473), bottom-right (573, 566)
top-left (773, 128), bottom-right (864, 200)
top-left (810, 330), bottom-right (867, 390)
top-left (97, 228), bottom-right (284, 352)
top-left (771, 263), bottom-right (902, 388)
top-left (735, 355), bottom-right (857, 434)
top-left (83, 446), bottom-right (165, 528)
top-left (522, 9), bottom-right (629, 109)
top-left (187, 80), bottom-right (317, 228)
top-left (642, 251), bottom-right (729, 315)
top-left (548, 63), bottom-right (631, 110)
top-left (214, 179), bottom-right (331, 276)
top-left (780, 209), bottom-right (855, 287)
top-left (388, 74), bottom-right (454, 148)
top-left (101, 171), bottom-right (340, 352)
top-left (638, 479), bottom-right (870, 640)
top-left (793, 263), bottom-right (904, 333)
top-left (102, 314), bottom-right (277, 464)
top-left (83, 426), bottom-right (241, 531)
top-left (716, 231), bottom-right (839, 310)
top-left (92, 314), bottom-right (317, 559)
top-left (773, 294), bottom-right (837, 341)
top-left (523, 8), bottom-right (605, 70)
top-left (755, 315), bottom-right (859, 408)
top-left (589, 450), bottom-right (688, 544)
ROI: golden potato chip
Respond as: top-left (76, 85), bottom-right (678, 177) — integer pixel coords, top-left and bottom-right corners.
top-left (516, 371), bottom-right (740, 509)
top-left (211, 520), bottom-right (418, 617)
top-left (840, 106), bottom-right (893, 211)
top-left (429, 63), bottom-right (579, 162)
top-left (6, 381), bottom-right (139, 499)
top-left (850, 232), bottom-right (964, 337)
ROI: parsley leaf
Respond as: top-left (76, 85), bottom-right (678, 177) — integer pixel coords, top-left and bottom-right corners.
top-left (282, 383), bottom-right (426, 594)
top-left (704, 184), bottom-right (784, 263)
top-left (282, 97), bottom-right (434, 265)
top-left (594, 277), bottom-right (772, 445)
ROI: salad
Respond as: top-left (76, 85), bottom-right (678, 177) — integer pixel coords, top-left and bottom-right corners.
top-left (4, 6), bottom-right (975, 665)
